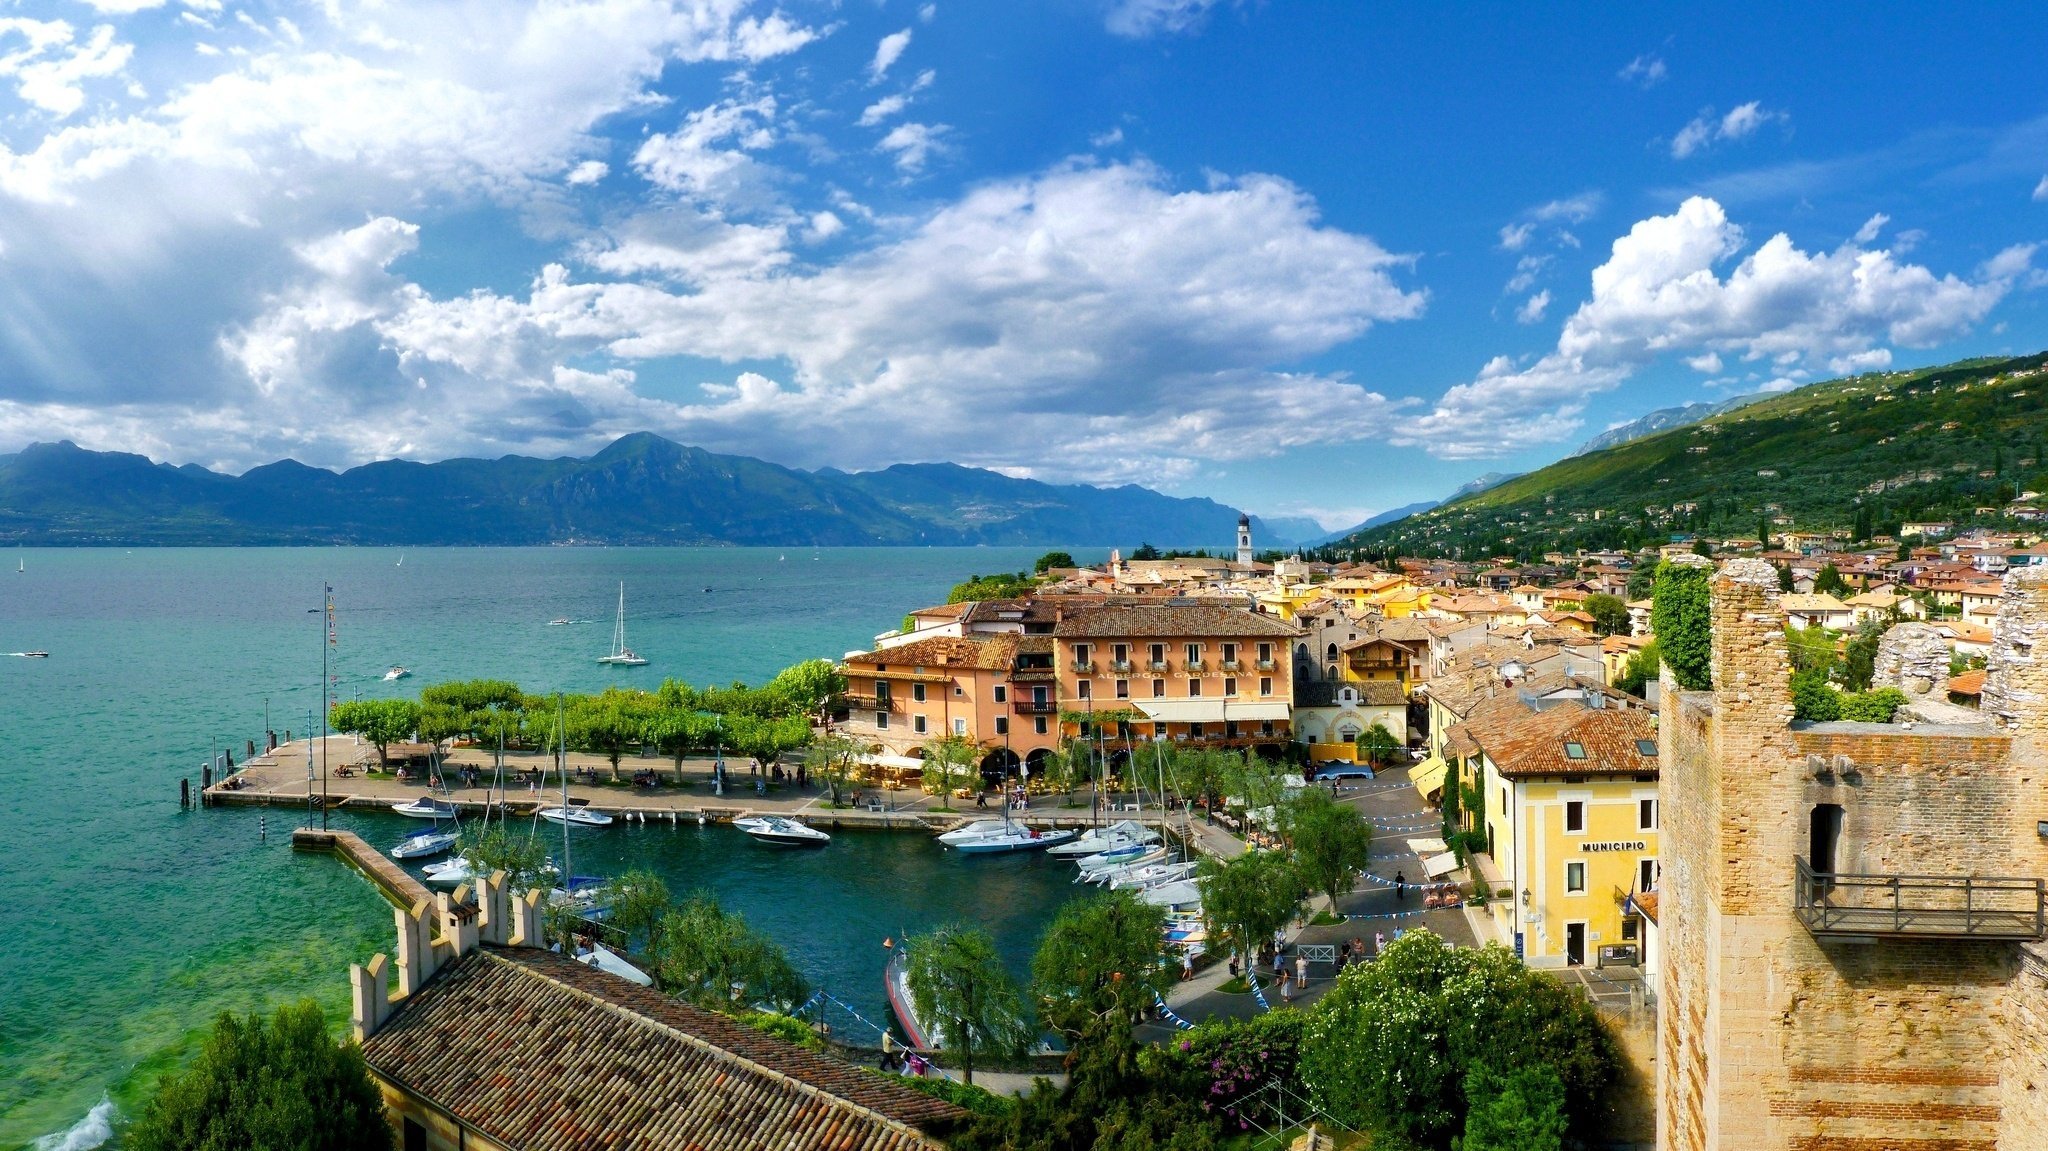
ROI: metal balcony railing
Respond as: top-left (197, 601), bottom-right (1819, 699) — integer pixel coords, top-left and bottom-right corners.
top-left (1148, 660), bottom-right (1171, 674)
top-left (1109, 660), bottom-right (1135, 675)
top-left (1183, 659), bottom-right (1207, 675)
top-left (1012, 699), bottom-right (1058, 715)
top-left (1794, 858), bottom-right (2045, 941)
top-left (1071, 659), bottom-right (1096, 673)
top-left (1220, 660), bottom-right (1243, 673)
top-left (844, 694), bottom-right (899, 712)
top-left (1255, 658), bottom-right (1277, 671)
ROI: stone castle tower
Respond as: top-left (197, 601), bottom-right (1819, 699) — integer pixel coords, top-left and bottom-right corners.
top-left (1658, 560), bottom-right (2048, 1151)
top-left (1237, 513), bottom-right (1253, 566)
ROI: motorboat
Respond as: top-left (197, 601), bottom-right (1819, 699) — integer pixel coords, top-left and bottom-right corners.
top-left (733, 815), bottom-right (830, 847)
top-left (884, 945), bottom-right (935, 1049)
top-left (1108, 859), bottom-right (1198, 891)
top-left (18, 651), bottom-right (49, 658)
top-left (596, 583), bottom-right (649, 666)
top-left (383, 665), bottom-right (410, 681)
top-left (1045, 819), bottom-right (1160, 857)
top-left (937, 819), bottom-right (1077, 854)
top-left (538, 805), bottom-right (614, 828)
top-left (391, 828), bottom-right (460, 860)
top-left (392, 797), bottom-right (459, 819)
top-left (420, 856), bottom-right (476, 889)
top-left (574, 941), bottom-right (652, 986)
top-left (1074, 841), bottom-right (1157, 873)
top-left (547, 618), bottom-right (573, 626)
top-left (1081, 846), bottom-right (1170, 883)
top-left (1139, 878), bottom-right (1204, 909)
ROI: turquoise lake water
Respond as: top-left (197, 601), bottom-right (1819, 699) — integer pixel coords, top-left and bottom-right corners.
top-left (0, 546), bottom-right (1096, 1150)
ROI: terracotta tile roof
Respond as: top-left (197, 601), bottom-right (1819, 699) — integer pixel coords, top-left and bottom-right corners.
top-left (1948, 669), bottom-right (1987, 697)
top-left (845, 635), bottom-right (1008, 670)
top-left (1632, 890), bottom-right (1659, 925)
top-left (361, 947), bottom-right (961, 1151)
top-left (1353, 680), bottom-right (1409, 706)
top-left (1052, 604), bottom-right (1300, 638)
top-left (1452, 691), bottom-right (1657, 779)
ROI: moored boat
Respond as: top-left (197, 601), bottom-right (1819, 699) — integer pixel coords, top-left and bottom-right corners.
top-left (1107, 859), bottom-right (1198, 891)
top-left (937, 820), bottom-right (1077, 854)
top-left (391, 828), bottom-right (459, 860)
top-left (382, 665), bottom-right (410, 681)
top-left (1138, 877), bottom-right (1203, 909)
top-left (538, 805), bottom-right (614, 828)
top-left (1081, 845), bottom-right (1169, 883)
top-left (1045, 819), bottom-right (1160, 857)
top-left (1074, 841), bottom-right (1156, 873)
top-left (575, 940), bottom-right (652, 986)
top-left (420, 856), bottom-right (476, 888)
top-left (733, 815), bottom-right (830, 847)
top-left (884, 945), bottom-right (935, 1049)
top-left (392, 797), bottom-right (458, 820)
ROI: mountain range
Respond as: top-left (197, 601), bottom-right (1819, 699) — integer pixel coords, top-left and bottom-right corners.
top-left (1335, 351), bottom-right (2048, 558)
top-left (0, 434), bottom-right (1309, 548)
top-left (1568, 394), bottom-right (1762, 457)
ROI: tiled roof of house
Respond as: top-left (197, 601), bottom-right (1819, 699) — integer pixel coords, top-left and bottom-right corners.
top-left (1052, 604), bottom-right (1300, 638)
top-left (846, 635), bottom-right (1013, 671)
top-left (1353, 680), bottom-right (1409, 706)
top-left (1779, 593), bottom-right (1851, 612)
top-left (361, 947), bottom-right (962, 1151)
top-left (1452, 691), bottom-right (1657, 779)
top-left (1948, 669), bottom-right (1987, 697)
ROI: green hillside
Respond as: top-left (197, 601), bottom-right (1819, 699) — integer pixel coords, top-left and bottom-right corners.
top-left (1340, 351), bottom-right (2048, 559)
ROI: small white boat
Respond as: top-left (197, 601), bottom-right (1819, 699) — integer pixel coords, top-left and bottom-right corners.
top-left (937, 819), bottom-right (1077, 854)
top-left (733, 815), bottom-right (830, 847)
top-left (1139, 878), bottom-right (1204, 909)
top-left (547, 618), bottom-right (573, 626)
top-left (17, 651), bottom-right (49, 658)
top-left (596, 583), bottom-right (649, 666)
top-left (1046, 819), bottom-right (1160, 857)
top-left (539, 805), bottom-right (614, 828)
top-left (1075, 841), bottom-right (1157, 873)
top-left (1108, 859), bottom-right (1198, 891)
top-left (383, 665), bottom-right (411, 681)
top-left (421, 856), bottom-right (476, 888)
top-left (391, 829), bottom-right (460, 860)
top-left (392, 797), bottom-right (458, 819)
top-left (1082, 846), bottom-right (1170, 883)
top-left (575, 941), bottom-right (652, 986)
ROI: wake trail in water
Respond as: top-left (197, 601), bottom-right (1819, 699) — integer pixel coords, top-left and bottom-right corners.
top-left (32, 1095), bottom-right (117, 1151)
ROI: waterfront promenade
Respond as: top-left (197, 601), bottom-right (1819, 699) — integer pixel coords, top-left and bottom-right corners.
top-left (208, 735), bottom-right (1201, 835)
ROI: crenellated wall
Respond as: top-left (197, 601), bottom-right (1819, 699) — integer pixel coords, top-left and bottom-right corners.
top-left (349, 871), bottom-right (544, 1042)
top-left (1658, 561), bottom-right (2048, 1151)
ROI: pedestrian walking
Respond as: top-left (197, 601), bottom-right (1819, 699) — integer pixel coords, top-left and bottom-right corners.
top-left (1181, 950), bottom-right (1194, 981)
top-left (1295, 954), bottom-right (1308, 990)
top-left (1279, 968), bottom-right (1294, 1002)
top-left (1374, 930), bottom-right (1386, 955)
top-left (1271, 949), bottom-right (1284, 979)
top-left (1394, 869), bottom-right (1406, 900)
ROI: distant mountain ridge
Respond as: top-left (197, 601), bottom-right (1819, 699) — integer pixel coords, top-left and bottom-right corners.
top-left (1569, 394), bottom-right (1762, 456)
top-left (0, 434), bottom-right (1266, 547)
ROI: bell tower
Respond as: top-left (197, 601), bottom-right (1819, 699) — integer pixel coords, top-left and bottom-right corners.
top-left (1236, 514), bottom-right (1253, 566)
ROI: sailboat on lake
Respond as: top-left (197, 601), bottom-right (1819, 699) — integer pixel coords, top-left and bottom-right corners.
top-left (596, 582), bottom-right (648, 666)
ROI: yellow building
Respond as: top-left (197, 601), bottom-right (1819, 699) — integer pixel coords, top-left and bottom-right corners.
top-left (1255, 580), bottom-right (1324, 621)
top-left (1441, 675), bottom-right (1659, 968)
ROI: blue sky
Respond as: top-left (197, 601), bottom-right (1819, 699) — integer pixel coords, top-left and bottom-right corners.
top-left (0, 1), bottom-right (2044, 530)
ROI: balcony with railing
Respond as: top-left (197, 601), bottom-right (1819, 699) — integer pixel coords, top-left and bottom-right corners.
top-left (1220, 660), bottom-right (1243, 673)
top-left (1071, 659), bottom-right (1096, 674)
top-left (1109, 660), bottom-right (1135, 675)
top-left (1794, 859), bottom-right (2045, 941)
top-left (843, 694), bottom-right (900, 712)
top-left (1147, 659), bottom-right (1172, 674)
top-left (1183, 659), bottom-right (1208, 675)
top-left (1012, 698), bottom-right (1059, 715)
top-left (1255, 658), bottom-right (1277, 671)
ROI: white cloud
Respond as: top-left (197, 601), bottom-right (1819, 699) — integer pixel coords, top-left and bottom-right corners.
top-left (1530, 192), bottom-right (1601, 224)
top-left (1398, 196), bottom-right (2023, 458)
top-left (633, 95), bottom-right (781, 206)
top-left (876, 120), bottom-right (944, 173)
top-left (0, 18), bottom-right (134, 117)
top-left (1618, 54), bottom-right (1667, 88)
top-left (1672, 101), bottom-right (1787, 159)
top-left (2033, 175), bottom-right (2048, 202)
top-left (803, 210), bottom-right (843, 242)
top-left (1498, 222), bottom-right (1533, 251)
top-left (173, 162), bottom-right (1426, 479)
top-left (566, 160), bottom-right (609, 185)
top-left (868, 28), bottom-right (910, 81)
top-left (1504, 254), bottom-right (1550, 294)
top-left (1515, 290), bottom-right (1550, 324)
top-left (1852, 212), bottom-right (1889, 244)
top-left (857, 94), bottom-right (907, 126)
top-left (919, 4), bottom-right (937, 22)
top-left (1104, 0), bottom-right (1222, 38)
top-left (1685, 351), bottom-right (1722, 373)
top-left (1091, 126), bottom-right (1124, 148)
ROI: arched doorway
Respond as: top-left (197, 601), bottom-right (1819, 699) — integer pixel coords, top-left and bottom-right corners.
top-left (980, 746), bottom-right (1020, 785)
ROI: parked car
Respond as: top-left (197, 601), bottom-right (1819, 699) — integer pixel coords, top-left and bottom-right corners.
top-left (1310, 762), bottom-right (1375, 781)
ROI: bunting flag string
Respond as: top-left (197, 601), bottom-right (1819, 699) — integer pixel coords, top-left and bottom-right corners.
top-left (1152, 992), bottom-right (1195, 1030)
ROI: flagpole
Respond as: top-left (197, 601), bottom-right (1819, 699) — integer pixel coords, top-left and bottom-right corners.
top-left (322, 582), bottom-right (332, 830)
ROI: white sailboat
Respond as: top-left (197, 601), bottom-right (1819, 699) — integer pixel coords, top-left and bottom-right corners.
top-left (1045, 819), bottom-right (1160, 857)
top-left (596, 582), bottom-right (648, 666)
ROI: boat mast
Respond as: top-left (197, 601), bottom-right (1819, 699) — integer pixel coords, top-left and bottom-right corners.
top-left (558, 692), bottom-right (570, 892)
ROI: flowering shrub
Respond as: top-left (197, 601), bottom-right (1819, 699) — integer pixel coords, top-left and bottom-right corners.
top-left (1162, 1012), bottom-right (1305, 1132)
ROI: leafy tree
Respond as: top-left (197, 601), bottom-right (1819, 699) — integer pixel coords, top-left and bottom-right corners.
top-left (646, 705), bottom-right (711, 776)
top-left (1130, 543), bottom-right (1162, 561)
top-left (328, 698), bottom-right (421, 769)
top-left (1355, 721), bottom-right (1401, 767)
top-left (1457, 1064), bottom-right (1568, 1151)
top-left (1624, 567), bottom-right (1654, 601)
top-left (567, 689), bottom-right (652, 779)
top-left (1282, 786), bottom-right (1374, 910)
top-left (765, 658), bottom-right (844, 714)
top-left (947, 572), bottom-right (1040, 603)
top-left (420, 678), bottom-right (524, 714)
top-left (1650, 560), bottom-right (1713, 691)
top-left (922, 735), bottom-right (978, 807)
top-left (1791, 668), bottom-right (1842, 722)
top-left (457, 823), bottom-right (552, 892)
top-left (1196, 850), bottom-right (1304, 972)
top-left (1777, 561), bottom-right (1795, 591)
top-left (1034, 551), bottom-right (1078, 574)
top-left (1031, 889), bottom-right (1169, 1044)
top-left (1614, 639), bottom-right (1660, 697)
top-left (1785, 625), bottom-right (1838, 675)
top-left (906, 925), bottom-right (1033, 1085)
top-left (1842, 620), bottom-right (1884, 692)
top-left (804, 732), bottom-right (866, 805)
top-left (127, 1000), bottom-right (392, 1151)
top-left (414, 701), bottom-right (467, 750)
top-left (1813, 563), bottom-right (1849, 596)
top-left (1582, 592), bottom-right (1630, 636)
top-left (600, 870), bottom-right (671, 953)
top-left (648, 892), bottom-right (808, 1013)
top-left (1839, 687), bottom-right (1907, 723)
top-left (1300, 931), bottom-right (1616, 1149)
top-left (726, 712), bottom-right (813, 772)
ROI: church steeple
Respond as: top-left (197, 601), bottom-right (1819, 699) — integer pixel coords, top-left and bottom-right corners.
top-left (1236, 513), bottom-right (1253, 566)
